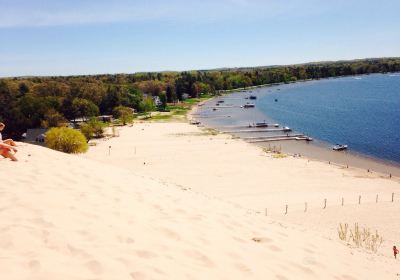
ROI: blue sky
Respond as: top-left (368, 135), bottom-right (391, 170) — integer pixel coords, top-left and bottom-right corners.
top-left (1, 0), bottom-right (399, 77)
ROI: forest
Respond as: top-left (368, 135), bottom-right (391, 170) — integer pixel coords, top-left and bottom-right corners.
top-left (1, 57), bottom-right (399, 138)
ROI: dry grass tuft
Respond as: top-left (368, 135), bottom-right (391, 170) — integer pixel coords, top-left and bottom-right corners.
top-left (338, 223), bottom-right (383, 253)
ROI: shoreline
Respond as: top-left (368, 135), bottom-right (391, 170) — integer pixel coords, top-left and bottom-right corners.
top-left (190, 80), bottom-right (400, 178)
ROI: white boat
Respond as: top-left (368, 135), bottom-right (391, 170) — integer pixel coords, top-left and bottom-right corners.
top-left (333, 144), bottom-right (348, 151)
top-left (243, 103), bottom-right (255, 108)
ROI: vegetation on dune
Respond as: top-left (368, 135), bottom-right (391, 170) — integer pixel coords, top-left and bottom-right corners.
top-left (338, 223), bottom-right (383, 253)
top-left (45, 127), bottom-right (89, 153)
top-left (1, 58), bottom-right (399, 138)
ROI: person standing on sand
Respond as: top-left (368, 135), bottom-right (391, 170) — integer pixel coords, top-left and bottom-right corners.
top-left (0, 122), bottom-right (17, 146)
top-left (394, 246), bottom-right (399, 259)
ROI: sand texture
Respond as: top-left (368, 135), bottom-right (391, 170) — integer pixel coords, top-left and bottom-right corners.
top-left (1, 122), bottom-right (399, 279)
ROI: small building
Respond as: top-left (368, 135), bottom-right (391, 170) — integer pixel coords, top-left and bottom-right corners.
top-left (181, 93), bottom-right (190, 100)
top-left (152, 96), bottom-right (162, 106)
top-left (97, 115), bottom-right (113, 122)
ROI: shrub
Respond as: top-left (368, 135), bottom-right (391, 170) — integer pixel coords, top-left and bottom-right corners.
top-left (45, 127), bottom-right (88, 153)
top-left (80, 118), bottom-right (106, 141)
top-left (113, 106), bottom-right (134, 125)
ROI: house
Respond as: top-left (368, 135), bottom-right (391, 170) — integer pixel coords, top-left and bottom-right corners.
top-left (181, 93), bottom-right (190, 100)
top-left (152, 96), bottom-right (162, 106)
top-left (97, 115), bottom-right (113, 122)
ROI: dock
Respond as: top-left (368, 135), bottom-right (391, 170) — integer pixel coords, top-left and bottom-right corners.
top-left (243, 134), bottom-right (305, 143)
top-left (222, 128), bottom-right (291, 133)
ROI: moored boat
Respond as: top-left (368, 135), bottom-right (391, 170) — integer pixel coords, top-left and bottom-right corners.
top-left (243, 103), bottom-right (255, 108)
top-left (333, 144), bottom-right (348, 151)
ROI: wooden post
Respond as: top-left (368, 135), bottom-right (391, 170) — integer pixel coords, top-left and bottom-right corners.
top-left (358, 195), bottom-right (361, 204)
top-left (265, 208), bottom-right (268, 216)
top-left (108, 146), bottom-right (111, 156)
top-left (323, 199), bottom-right (327, 209)
top-left (134, 146), bottom-right (136, 155)
top-left (285, 205), bottom-right (288, 215)
top-left (392, 193), bottom-right (394, 202)
top-left (389, 173), bottom-right (392, 178)
top-left (346, 164), bottom-right (349, 168)
top-left (329, 161), bottom-right (331, 165)
top-left (304, 202), bottom-right (307, 212)
top-left (341, 197), bottom-right (344, 206)
top-left (367, 169), bottom-right (370, 173)
top-left (376, 194), bottom-right (379, 203)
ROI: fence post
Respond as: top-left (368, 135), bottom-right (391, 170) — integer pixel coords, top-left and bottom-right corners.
top-left (376, 194), bottom-right (378, 203)
top-left (358, 195), bottom-right (361, 205)
top-left (323, 199), bottom-right (327, 209)
top-left (285, 205), bottom-right (288, 215)
top-left (304, 202), bottom-right (307, 212)
top-left (390, 173), bottom-right (392, 178)
top-left (392, 193), bottom-right (394, 202)
top-left (341, 197), bottom-right (344, 206)
top-left (265, 208), bottom-right (268, 216)
top-left (108, 145), bottom-right (111, 156)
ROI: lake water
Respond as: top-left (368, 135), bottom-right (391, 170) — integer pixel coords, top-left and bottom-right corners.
top-left (195, 73), bottom-right (400, 170)
top-left (257, 74), bottom-right (400, 163)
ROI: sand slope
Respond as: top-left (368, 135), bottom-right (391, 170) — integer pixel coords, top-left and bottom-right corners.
top-left (0, 134), bottom-right (398, 279)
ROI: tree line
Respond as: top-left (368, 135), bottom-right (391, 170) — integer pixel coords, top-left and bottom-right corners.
top-left (1, 57), bottom-right (399, 138)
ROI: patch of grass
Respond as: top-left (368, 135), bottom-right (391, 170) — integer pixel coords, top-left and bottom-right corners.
top-left (338, 223), bottom-right (383, 253)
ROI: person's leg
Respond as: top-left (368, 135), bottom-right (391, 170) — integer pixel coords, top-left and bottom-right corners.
top-left (0, 149), bottom-right (17, 161)
top-left (3, 139), bottom-right (16, 146)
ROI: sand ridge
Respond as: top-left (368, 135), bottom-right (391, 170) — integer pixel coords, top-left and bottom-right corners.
top-left (0, 124), bottom-right (399, 279)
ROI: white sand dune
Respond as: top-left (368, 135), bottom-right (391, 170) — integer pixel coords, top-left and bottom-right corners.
top-left (0, 123), bottom-right (399, 279)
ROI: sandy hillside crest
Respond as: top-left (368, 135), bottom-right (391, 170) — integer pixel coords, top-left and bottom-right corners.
top-left (0, 135), bottom-right (398, 279)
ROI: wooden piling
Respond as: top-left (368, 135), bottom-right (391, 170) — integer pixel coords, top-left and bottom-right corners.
top-left (341, 197), bottom-right (344, 206)
top-left (285, 205), bottom-right (288, 215)
top-left (323, 199), bottom-right (327, 209)
top-left (392, 193), bottom-right (394, 202)
top-left (358, 195), bottom-right (361, 204)
top-left (265, 208), bottom-right (268, 216)
top-left (376, 194), bottom-right (379, 203)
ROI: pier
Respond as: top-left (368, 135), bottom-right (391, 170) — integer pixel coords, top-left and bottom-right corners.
top-left (222, 128), bottom-right (291, 133)
top-left (244, 134), bottom-right (306, 143)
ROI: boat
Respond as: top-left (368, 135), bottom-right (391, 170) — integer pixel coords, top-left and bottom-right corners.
top-left (249, 95), bottom-right (257, 100)
top-left (333, 144), bottom-right (348, 151)
top-left (217, 100), bottom-right (225, 103)
top-left (243, 103), bottom-right (255, 108)
top-left (190, 120), bottom-right (201, 125)
top-left (213, 108), bottom-right (217, 111)
top-left (254, 121), bottom-right (268, 127)
top-left (274, 99), bottom-right (278, 102)
top-left (282, 126), bottom-right (292, 132)
top-left (295, 136), bottom-right (313, 141)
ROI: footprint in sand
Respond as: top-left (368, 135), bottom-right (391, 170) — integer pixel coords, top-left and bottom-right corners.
top-left (157, 227), bottom-right (181, 240)
top-left (135, 250), bottom-right (158, 259)
top-left (234, 263), bottom-right (252, 274)
top-left (85, 260), bottom-right (103, 275)
top-left (184, 250), bottom-right (215, 267)
top-left (28, 260), bottom-right (41, 272)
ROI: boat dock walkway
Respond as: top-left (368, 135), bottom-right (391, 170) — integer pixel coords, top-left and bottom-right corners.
top-left (219, 124), bottom-right (280, 129)
top-left (244, 134), bottom-right (305, 143)
top-left (222, 128), bottom-right (290, 133)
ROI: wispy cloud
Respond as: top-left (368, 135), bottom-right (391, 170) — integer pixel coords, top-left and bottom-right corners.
top-left (0, 0), bottom-right (332, 28)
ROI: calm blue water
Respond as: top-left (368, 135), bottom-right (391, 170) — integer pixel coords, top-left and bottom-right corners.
top-left (257, 74), bottom-right (400, 163)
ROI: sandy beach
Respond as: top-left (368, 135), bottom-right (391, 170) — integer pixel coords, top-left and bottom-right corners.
top-left (1, 120), bottom-right (400, 279)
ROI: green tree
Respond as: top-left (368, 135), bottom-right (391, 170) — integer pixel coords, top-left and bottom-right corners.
top-left (113, 105), bottom-right (134, 125)
top-left (80, 118), bottom-right (106, 141)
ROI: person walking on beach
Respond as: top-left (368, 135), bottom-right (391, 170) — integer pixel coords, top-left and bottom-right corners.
top-left (394, 246), bottom-right (399, 259)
